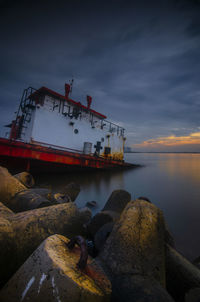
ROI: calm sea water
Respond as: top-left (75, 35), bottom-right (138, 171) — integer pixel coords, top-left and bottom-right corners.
top-left (35, 153), bottom-right (200, 261)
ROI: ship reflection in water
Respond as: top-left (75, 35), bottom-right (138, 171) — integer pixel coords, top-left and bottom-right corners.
top-left (35, 153), bottom-right (200, 261)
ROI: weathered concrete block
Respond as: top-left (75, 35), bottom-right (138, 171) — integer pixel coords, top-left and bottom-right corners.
top-left (166, 244), bottom-right (200, 301)
top-left (0, 234), bottom-right (111, 302)
top-left (0, 202), bottom-right (91, 287)
top-left (102, 190), bottom-right (131, 214)
top-left (62, 182), bottom-right (80, 201)
top-left (100, 200), bottom-right (166, 287)
top-left (13, 172), bottom-right (35, 188)
top-left (0, 166), bottom-right (26, 205)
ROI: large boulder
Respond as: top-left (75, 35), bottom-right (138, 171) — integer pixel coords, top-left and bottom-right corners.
top-left (0, 166), bottom-right (26, 205)
top-left (0, 234), bottom-right (111, 302)
top-left (62, 182), bottom-right (80, 202)
top-left (0, 202), bottom-right (91, 287)
top-left (100, 200), bottom-right (166, 287)
top-left (166, 244), bottom-right (200, 301)
top-left (102, 190), bottom-right (131, 214)
top-left (13, 172), bottom-right (35, 188)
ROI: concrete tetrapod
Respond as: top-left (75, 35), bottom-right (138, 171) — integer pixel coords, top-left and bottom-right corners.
top-left (98, 199), bottom-right (175, 301)
top-left (0, 202), bottom-right (91, 287)
top-left (0, 166), bottom-right (26, 206)
top-left (13, 172), bottom-right (35, 188)
top-left (87, 210), bottom-right (120, 239)
top-left (100, 199), bottom-right (166, 286)
top-left (62, 182), bottom-right (80, 202)
top-left (0, 234), bottom-right (111, 302)
top-left (102, 190), bottom-right (131, 214)
top-left (0, 202), bottom-right (14, 218)
top-left (9, 189), bottom-right (52, 212)
top-left (166, 244), bottom-right (200, 301)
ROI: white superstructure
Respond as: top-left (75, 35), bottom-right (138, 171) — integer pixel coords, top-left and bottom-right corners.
top-left (9, 84), bottom-right (125, 161)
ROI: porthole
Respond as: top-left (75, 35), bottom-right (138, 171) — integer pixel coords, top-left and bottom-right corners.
top-left (74, 129), bottom-right (79, 134)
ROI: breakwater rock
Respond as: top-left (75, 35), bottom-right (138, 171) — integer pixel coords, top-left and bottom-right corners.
top-left (0, 234), bottom-right (111, 302)
top-left (0, 202), bottom-right (91, 287)
top-left (0, 165), bottom-right (200, 301)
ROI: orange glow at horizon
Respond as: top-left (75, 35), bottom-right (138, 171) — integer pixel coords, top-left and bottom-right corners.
top-left (133, 131), bottom-right (200, 148)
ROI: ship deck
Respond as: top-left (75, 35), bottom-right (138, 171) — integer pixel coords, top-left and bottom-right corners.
top-left (0, 138), bottom-right (135, 173)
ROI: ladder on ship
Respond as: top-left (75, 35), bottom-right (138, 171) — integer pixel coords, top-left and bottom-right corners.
top-left (13, 87), bottom-right (37, 139)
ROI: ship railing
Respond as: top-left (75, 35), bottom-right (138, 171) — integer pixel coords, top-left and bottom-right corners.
top-left (29, 140), bottom-right (120, 160)
top-left (101, 120), bottom-right (125, 137)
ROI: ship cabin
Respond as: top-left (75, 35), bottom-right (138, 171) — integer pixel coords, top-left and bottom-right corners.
top-left (8, 84), bottom-right (125, 161)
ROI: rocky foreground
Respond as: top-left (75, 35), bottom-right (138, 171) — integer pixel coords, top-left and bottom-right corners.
top-left (0, 166), bottom-right (200, 302)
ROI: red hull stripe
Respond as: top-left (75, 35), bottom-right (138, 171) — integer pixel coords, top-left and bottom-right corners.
top-left (0, 138), bottom-right (131, 169)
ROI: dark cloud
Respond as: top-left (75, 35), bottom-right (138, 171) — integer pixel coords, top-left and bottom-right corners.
top-left (0, 0), bottom-right (200, 150)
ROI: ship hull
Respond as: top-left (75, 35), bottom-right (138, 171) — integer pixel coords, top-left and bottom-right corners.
top-left (0, 138), bottom-right (135, 173)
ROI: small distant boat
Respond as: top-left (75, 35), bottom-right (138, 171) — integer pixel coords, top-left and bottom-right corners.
top-left (0, 83), bottom-right (134, 172)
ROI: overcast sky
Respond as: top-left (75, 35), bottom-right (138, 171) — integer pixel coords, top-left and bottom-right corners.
top-left (1, 0), bottom-right (200, 151)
